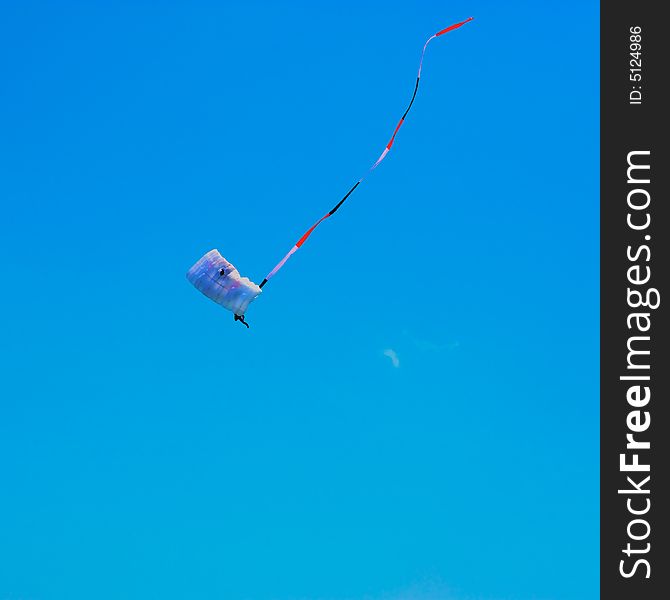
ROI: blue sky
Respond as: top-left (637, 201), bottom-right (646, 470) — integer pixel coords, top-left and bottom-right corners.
top-left (1, 2), bottom-right (599, 599)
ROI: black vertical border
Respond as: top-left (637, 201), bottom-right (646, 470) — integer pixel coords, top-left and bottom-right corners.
top-left (601, 2), bottom-right (668, 598)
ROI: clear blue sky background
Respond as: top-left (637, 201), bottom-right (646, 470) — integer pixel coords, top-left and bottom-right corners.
top-left (1, 2), bottom-right (599, 599)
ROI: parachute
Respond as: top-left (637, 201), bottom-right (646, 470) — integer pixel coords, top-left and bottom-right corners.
top-left (187, 250), bottom-right (262, 316)
top-left (187, 18), bottom-right (474, 326)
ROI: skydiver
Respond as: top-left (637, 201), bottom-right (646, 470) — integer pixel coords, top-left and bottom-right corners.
top-left (234, 314), bottom-right (250, 328)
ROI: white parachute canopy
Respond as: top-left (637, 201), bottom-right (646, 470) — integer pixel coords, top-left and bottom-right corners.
top-left (186, 250), bottom-right (262, 316)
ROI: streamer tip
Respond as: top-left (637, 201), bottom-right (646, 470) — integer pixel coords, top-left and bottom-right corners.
top-left (436, 17), bottom-right (475, 37)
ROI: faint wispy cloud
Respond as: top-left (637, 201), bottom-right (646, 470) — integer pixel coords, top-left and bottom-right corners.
top-left (383, 348), bottom-right (400, 368)
top-left (414, 339), bottom-right (460, 352)
top-left (308, 578), bottom-right (489, 600)
top-left (401, 329), bottom-right (460, 353)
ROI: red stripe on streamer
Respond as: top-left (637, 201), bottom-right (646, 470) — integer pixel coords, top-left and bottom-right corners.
top-left (436, 17), bottom-right (474, 37)
top-left (386, 118), bottom-right (404, 149)
top-left (296, 214), bottom-right (330, 247)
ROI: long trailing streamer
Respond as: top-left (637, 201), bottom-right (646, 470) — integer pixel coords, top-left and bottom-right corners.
top-left (258, 17), bottom-right (473, 289)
